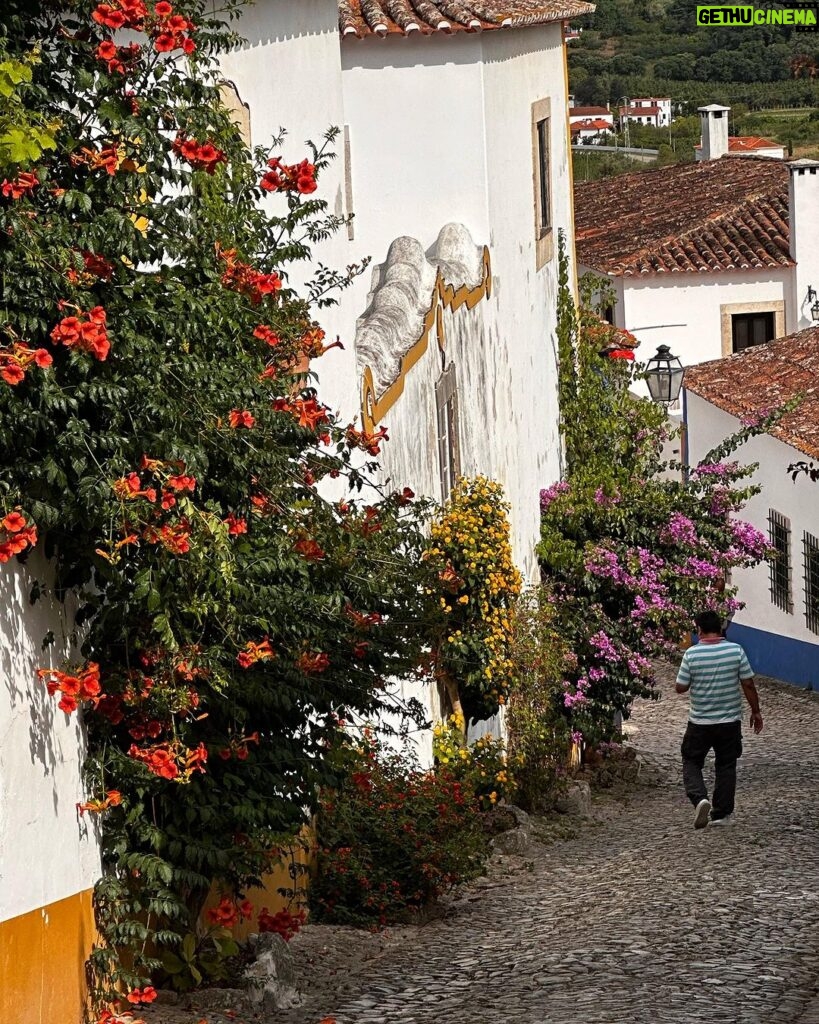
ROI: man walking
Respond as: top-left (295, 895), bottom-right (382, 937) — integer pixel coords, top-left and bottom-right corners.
top-left (675, 610), bottom-right (763, 829)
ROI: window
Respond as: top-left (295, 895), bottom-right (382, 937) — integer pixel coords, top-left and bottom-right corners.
top-left (531, 98), bottom-right (553, 268)
top-left (768, 510), bottom-right (792, 613)
top-left (536, 118), bottom-right (551, 233)
top-left (731, 311), bottom-right (775, 353)
top-left (435, 363), bottom-right (460, 499)
top-left (803, 531), bottom-right (819, 634)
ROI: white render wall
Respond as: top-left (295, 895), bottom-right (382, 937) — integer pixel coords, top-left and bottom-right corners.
top-left (686, 392), bottom-right (819, 649)
top-left (591, 268), bottom-right (790, 398)
top-left (0, 553), bottom-right (100, 922)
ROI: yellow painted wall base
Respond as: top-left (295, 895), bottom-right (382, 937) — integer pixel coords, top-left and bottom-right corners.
top-left (0, 889), bottom-right (95, 1024)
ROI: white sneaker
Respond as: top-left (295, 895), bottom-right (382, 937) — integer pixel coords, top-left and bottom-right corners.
top-left (694, 799), bottom-right (711, 829)
top-left (710, 814), bottom-right (733, 826)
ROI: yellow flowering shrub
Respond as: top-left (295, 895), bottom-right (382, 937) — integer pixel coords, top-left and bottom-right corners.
top-left (428, 477), bottom-right (522, 721)
top-left (432, 713), bottom-right (515, 810)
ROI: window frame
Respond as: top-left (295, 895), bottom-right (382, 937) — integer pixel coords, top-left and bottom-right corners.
top-left (435, 363), bottom-right (461, 500)
top-left (768, 509), bottom-right (793, 614)
top-left (731, 311), bottom-right (776, 353)
top-left (531, 97), bottom-right (553, 269)
top-left (803, 530), bottom-right (819, 634)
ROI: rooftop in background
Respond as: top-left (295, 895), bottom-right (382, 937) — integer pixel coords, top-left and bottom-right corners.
top-left (339, 0), bottom-right (596, 37)
top-left (620, 105), bottom-right (661, 116)
top-left (571, 118), bottom-right (612, 132)
top-left (569, 105), bottom-right (612, 117)
top-left (574, 156), bottom-right (791, 276)
top-left (694, 136), bottom-right (783, 154)
top-left (685, 325), bottom-right (819, 459)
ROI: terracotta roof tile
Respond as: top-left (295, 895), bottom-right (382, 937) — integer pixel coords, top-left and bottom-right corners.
top-left (569, 106), bottom-right (611, 117)
top-left (694, 136), bottom-right (783, 153)
top-left (339, 0), bottom-right (595, 37)
top-left (685, 325), bottom-right (819, 460)
top-left (574, 156), bottom-right (793, 276)
top-left (571, 118), bottom-right (611, 132)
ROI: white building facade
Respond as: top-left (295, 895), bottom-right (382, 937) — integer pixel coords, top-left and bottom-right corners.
top-left (220, 0), bottom-right (591, 749)
top-left (684, 329), bottom-right (819, 688)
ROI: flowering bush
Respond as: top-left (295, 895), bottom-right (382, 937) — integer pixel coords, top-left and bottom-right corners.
top-left (427, 477), bottom-right (522, 722)
top-left (310, 738), bottom-right (489, 927)
top-left (541, 241), bottom-right (778, 747)
top-left (0, 0), bottom-right (439, 1008)
top-left (432, 713), bottom-right (515, 810)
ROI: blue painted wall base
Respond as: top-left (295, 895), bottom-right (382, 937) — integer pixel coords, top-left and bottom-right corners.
top-left (726, 622), bottom-right (819, 690)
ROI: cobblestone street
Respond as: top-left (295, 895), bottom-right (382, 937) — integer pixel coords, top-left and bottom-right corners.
top-left (149, 666), bottom-right (819, 1024)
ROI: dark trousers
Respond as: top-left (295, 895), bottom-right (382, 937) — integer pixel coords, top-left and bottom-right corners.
top-left (681, 721), bottom-right (743, 820)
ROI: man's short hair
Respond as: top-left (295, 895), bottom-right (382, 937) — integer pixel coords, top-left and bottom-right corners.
top-left (695, 610), bottom-right (723, 635)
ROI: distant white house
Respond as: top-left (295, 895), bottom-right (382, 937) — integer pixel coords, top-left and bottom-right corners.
top-left (619, 97), bottom-right (672, 127)
top-left (570, 117), bottom-right (612, 145)
top-left (684, 326), bottom-right (819, 688)
top-left (694, 104), bottom-right (785, 161)
top-left (574, 141), bottom-right (819, 394)
top-left (569, 105), bottom-right (614, 128)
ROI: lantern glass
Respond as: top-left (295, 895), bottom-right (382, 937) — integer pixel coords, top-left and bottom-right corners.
top-left (811, 298), bottom-right (819, 322)
top-left (645, 345), bottom-right (684, 404)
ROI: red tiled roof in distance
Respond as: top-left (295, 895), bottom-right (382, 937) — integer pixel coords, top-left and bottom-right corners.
top-left (569, 106), bottom-right (611, 117)
top-left (694, 136), bottom-right (783, 153)
top-left (621, 105), bottom-right (661, 116)
top-left (339, 1), bottom-right (596, 38)
top-left (574, 156), bottom-right (792, 276)
top-left (571, 118), bottom-right (612, 132)
top-left (685, 325), bottom-right (819, 459)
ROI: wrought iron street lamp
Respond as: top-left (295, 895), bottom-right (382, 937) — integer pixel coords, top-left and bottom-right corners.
top-left (645, 344), bottom-right (684, 404)
top-left (808, 286), bottom-right (819, 322)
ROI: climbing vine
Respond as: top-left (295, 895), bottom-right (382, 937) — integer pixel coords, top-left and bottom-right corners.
top-left (0, 1), bottom-right (438, 1015)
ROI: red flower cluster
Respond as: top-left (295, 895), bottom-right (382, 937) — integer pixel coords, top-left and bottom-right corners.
top-left (229, 409), bottom-right (255, 429)
top-left (207, 895), bottom-right (253, 929)
top-left (272, 396), bottom-right (330, 433)
top-left (216, 244), bottom-right (282, 305)
top-left (300, 326), bottom-right (342, 359)
top-left (95, 40), bottom-right (142, 75)
top-left (1, 172), bottom-right (38, 199)
top-left (144, 521), bottom-right (191, 554)
top-left (172, 135), bottom-right (225, 174)
top-left (50, 305), bottom-right (110, 360)
top-left (346, 425), bottom-right (389, 457)
top-left (92, 0), bottom-right (146, 29)
top-left (77, 789), bottom-right (122, 817)
top-left (296, 651), bottom-right (330, 674)
top-left (253, 324), bottom-right (280, 346)
top-left (257, 906), bottom-right (306, 941)
top-left (0, 341), bottom-right (52, 386)
top-left (128, 740), bottom-right (207, 780)
top-left (113, 471), bottom-right (157, 503)
top-left (67, 250), bottom-right (115, 285)
top-left (126, 986), bottom-right (157, 1006)
top-left (293, 537), bottom-right (325, 562)
top-left (39, 662), bottom-right (102, 715)
top-left (345, 606), bottom-right (383, 630)
top-left (260, 157), bottom-right (317, 195)
top-left (218, 731), bottom-right (260, 761)
top-left (0, 511), bottom-right (37, 562)
top-left (92, 1), bottom-right (195, 54)
top-left (224, 513), bottom-right (247, 536)
top-left (237, 638), bottom-right (274, 669)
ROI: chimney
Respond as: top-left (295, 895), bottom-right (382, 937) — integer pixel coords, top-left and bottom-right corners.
top-left (697, 104), bottom-right (730, 161)
top-left (788, 159), bottom-right (819, 330)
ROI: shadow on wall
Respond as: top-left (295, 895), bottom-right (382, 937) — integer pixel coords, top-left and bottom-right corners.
top-left (0, 550), bottom-right (81, 810)
top-left (228, 0), bottom-right (339, 49)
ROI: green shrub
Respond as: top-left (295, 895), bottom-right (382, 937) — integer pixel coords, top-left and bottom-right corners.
top-left (310, 739), bottom-right (489, 927)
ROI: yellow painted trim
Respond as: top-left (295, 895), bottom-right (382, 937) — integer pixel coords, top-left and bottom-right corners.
top-left (0, 888), bottom-right (96, 1024)
top-left (360, 247), bottom-right (492, 432)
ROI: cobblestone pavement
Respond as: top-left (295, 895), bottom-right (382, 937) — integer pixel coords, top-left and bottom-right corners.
top-left (148, 665), bottom-right (819, 1024)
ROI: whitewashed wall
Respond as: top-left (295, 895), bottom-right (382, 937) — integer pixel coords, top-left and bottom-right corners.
top-left (605, 269), bottom-right (790, 398)
top-left (0, 552), bottom-right (100, 924)
top-left (685, 391), bottom-right (819, 686)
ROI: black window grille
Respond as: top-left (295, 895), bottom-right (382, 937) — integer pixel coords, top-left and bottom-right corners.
top-left (804, 531), bottom-right (819, 634)
top-left (536, 118), bottom-right (551, 233)
top-left (768, 509), bottom-right (792, 613)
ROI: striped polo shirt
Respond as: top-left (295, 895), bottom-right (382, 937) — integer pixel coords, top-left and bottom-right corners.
top-left (676, 639), bottom-right (753, 724)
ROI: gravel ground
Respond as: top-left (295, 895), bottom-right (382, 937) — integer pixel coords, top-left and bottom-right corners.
top-left (143, 663), bottom-right (819, 1024)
